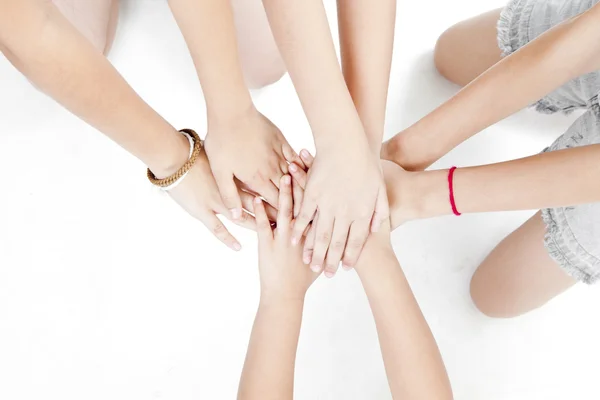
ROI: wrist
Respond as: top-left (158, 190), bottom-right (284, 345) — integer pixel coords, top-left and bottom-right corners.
top-left (259, 293), bottom-right (305, 310)
top-left (206, 93), bottom-right (255, 127)
top-left (146, 129), bottom-right (191, 179)
top-left (385, 125), bottom-right (444, 171)
top-left (411, 169), bottom-right (453, 219)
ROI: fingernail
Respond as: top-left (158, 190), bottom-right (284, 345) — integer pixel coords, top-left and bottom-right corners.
top-left (291, 237), bottom-right (298, 245)
top-left (230, 208), bottom-right (241, 220)
top-left (284, 175), bottom-right (291, 185)
top-left (301, 149), bottom-right (310, 159)
top-left (254, 197), bottom-right (262, 204)
top-left (303, 254), bottom-right (311, 264)
top-left (324, 271), bottom-right (334, 278)
top-left (342, 264), bottom-right (352, 271)
top-left (289, 163), bottom-right (297, 172)
top-left (311, 264), bottom-right (321, 272)
top-left (233, 242), bottom-right (242, 251)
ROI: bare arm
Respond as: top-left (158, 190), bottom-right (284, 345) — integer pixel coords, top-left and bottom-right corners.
top-left (168, 0), bottom-right (302, 215)
top-left (261, 0), bottom-right (364, 147)
top-left (261, 0), bottom-right (387, 275)
top-left (356, 230), bottom-right (452, 399)
top-left (338, 0), bottom-right (396, 152)
top-left (385, 144), bottom-right (600, 226)
top-left (0, 0), bottom-right (188, 177)
top-left (167, 0), bottom-right (252, 120)
top-left (393, 2), bottom-right (600, 170)
top-left (238, 177), bottom-right (320, 400)
top-left (0, 0), bottom-right (256, 250)
top-left (238, 298), bottom-right (303, 400)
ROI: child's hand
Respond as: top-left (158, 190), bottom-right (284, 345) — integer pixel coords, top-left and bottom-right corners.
top-left (254, 175), bottom-right (321, 302)
top-left (204, 108), bottom-right (304, 217)
top-left (168, 146), bottom-right (264, 251)
top-left (287, 152), bottom-right (427, 238)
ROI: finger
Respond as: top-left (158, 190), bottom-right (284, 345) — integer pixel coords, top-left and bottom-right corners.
top-left (215, 174), bottom-right (243, 221)
top-left (371, 185), bottom-right (390, 233)
top-left (215, 202), bottom-right (256, 231)
top-left (288, 162), bottom-right (308, 190)
top-left (303, 221), bottom-right (316, 265)
top-left (277, 175), bottom-right (293, 232)
top-left (270, 163), bottom-right (285, 189)
top-left (200, 212), bottom-right (242, 251)
top-left (291, 198), bottom-right (317, 246)
top-left (255, 180), bottom-right (280, 208)
top-left (309, 213), bottom-right (334, 274)
top-left (324, 221), bottom-right (351, 278)
top-left (254, 197), bottom-right (273, 242)
top-left (342, 219), bottom-right (371, 270)
top-left (282, 143), bottom-right (305, 170)
top-left (280, 160), bottom-right (290, 175)
top-left (291, 175), bottom-right (304, 218)
top-left (300, 149), bottom-right (314, 169)
top-left (240, 191), bottom-right (278, 221)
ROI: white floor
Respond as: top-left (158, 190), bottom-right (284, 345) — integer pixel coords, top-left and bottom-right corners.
top-left (1, 0), bottom-right (600, 399)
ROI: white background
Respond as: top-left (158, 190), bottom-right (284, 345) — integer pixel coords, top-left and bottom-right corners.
top-left (1, 0), bottom-right (600, 399)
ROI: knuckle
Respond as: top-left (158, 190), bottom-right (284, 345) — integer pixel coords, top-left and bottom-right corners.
top-left (257, 219), bottom-right (271, 230)
top-left (298, 211), bottom-right (313, 222)
top-left (212, 223), bottom-right (228, 237)
top-left (318, 232), bottom-right (331, 244)
top-left (331, 240), bottom-right (345, 251)
top-left (348, 238), bottom-right (364, 250)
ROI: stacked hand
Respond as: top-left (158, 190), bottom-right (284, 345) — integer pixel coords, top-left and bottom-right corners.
top-left (289, 140), bottom-right (389, 278)
top-left (203, 108), bottom-right (303, 216)
top-left (254, 174), bottom-right (321, 300)
top-left (167, 108), bottom-right (286, 250)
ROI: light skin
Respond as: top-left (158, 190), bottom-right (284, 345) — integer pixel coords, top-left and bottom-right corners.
top-left (237, 175), bottom-right (320, 400)
top-left (261, 0), bottom-right (394, 276)
top-left (380, 3), bottom-right (600, 316)
top-left (167, 0), bottom-right (303, 214)
top-left (0, 0), bottom-right (293, 250)
top-left (238, 173), bottom-right (452, 400)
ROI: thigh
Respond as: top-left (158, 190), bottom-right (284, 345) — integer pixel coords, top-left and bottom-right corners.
top-left (434, 9), bottom-right (503, 86)
top-left (51, 0), bottom-right (119, 54)
top-left (230, 0), bottom-right (285, 89)
top-left (470, 212), bottom-right (576, 318)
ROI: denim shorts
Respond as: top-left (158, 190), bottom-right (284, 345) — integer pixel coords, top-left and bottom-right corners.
top-left (498, 0), bottom-right (600, 283)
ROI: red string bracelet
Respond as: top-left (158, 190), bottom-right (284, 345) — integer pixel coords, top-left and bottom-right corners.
top-left (448, 166), bottom-right (461, 216)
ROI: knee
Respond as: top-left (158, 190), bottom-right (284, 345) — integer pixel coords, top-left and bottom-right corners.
top-left (434, 26), bottom-right (461, 85)
top-left (469, 268), bottom-right (519, 319)
top-left (242, 53), bottom-right (286, 89)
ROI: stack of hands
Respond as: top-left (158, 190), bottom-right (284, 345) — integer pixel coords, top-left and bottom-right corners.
top-left (236, 157), bottom-right (452, 399)
top-left (169, 106), bottom-right (438, 276)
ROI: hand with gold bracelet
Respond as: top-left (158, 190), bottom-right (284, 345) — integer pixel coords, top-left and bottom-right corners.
top-left (148, 129), bottom-right (278, 251)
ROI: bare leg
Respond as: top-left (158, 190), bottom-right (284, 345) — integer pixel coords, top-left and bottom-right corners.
top-left (51, 0), bottom-right (119, 55)
top-left (470, 212), bottom-right (577, 318)
top-left (230, 0), bottom-right (286, 89)
top-left (434, 9), bottom-right (503, 86)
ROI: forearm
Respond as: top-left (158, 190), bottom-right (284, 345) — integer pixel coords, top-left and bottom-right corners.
top-left (356, 242), bottom-right (452, 399)
top-left (0, 0), bottom-right (187, 176)
top-left (261, 0), bottom-right (364, 148)
top-left (337, 0), bottom-right (396, 153)
top-left (414, 144), bottom-right (600, 218)
top-left (399, 3), bottom-right (600, 170)
top-left (168, 0), bottom-right (253, 121)
top-left (238, 298), bottom-right (304, 400)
